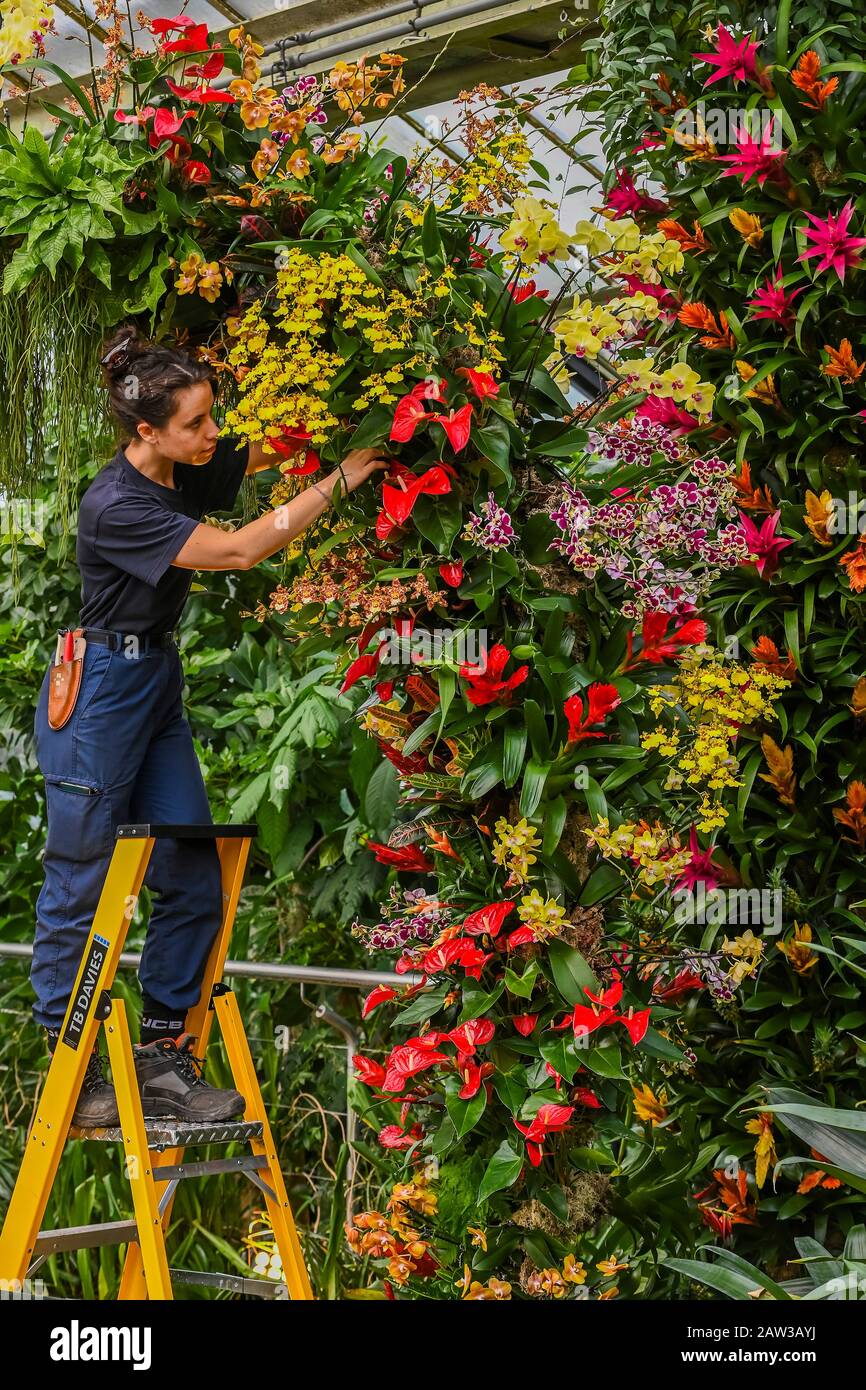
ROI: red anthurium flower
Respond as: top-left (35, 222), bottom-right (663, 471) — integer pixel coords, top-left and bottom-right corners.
top-left (361, 985), bottom-right (397, 1018)
top-left (160, 21), bottom-right (209, 52)
top-left (165, 76), bottom-right (235, 104)
top-left (438, 560), bottom-right (463, 587)
top-left (152, 106), bottom-right (196, 139)
top-left (383, 1043), bottom-right (448, 1092)
top-left (456, 367), bottom-right (500, 400)
top-left (114, 105), bottom-right (156, 126)
top-left (505, 924), bottom-right (536, 949)
top-left (186, 52), bottom-right (225, 80)
top-left (514, 1102), bottom-right (575, 1166)
top-left (461, 900), bottom-right (516, 937)
top-left (623, 612), bottom-right (708, 670)
top-left (510, 278), bottom-right (549, 303)
top-left (545, 1062), bottom-right (562, 1091)
top-left (366, 840), bottom-right (433, 872)
top-left (427, 403), bottom-right (473, 452)
top-left (353, 1055), bottom-right (387, 1087)
top-left (390, 389), bottom-right (430, 442)
top-left (162, 135), bottom-right (192, 165)
top-left (553, 977), bottom-right (651, 1047)
top-left (379, 1123), bottom-right (424, 1149)
top-left (282, 452), bottom-right (321, 475)
top-left (798, 198), bottom-right (866, 283)
top-left (151, 14), bottom-right (199, 33)
top-left (182, 160), bottom-right (211, 184)
top-left (564, 682), bottom-right (621, 743)
top-left (457, 1061), bottom-right (494, 1100)
top-left (747, 265), bottom-right (803, 333)
top-left (692, 22), bottom-right (762, 87)
top-left (737, 509), bottom-right (793, 578)
top-left (267, 424), bottom-right (311, 458)
top-left (379, 464), bottom-right (453, 528)
top-left (447, 1017), bottom-right (496, 1057)
top-left (453, 939), bottom-right (493, 981)
top-left (573, 1086), bottom-right (602, 1109)
top-left (513, 1014), bottom-right (539, 1036)
top-left (459, 642), bottom-right (529, 707)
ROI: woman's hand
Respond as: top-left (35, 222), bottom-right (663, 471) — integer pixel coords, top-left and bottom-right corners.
top-left (325, 447), bottom-right (390, 496)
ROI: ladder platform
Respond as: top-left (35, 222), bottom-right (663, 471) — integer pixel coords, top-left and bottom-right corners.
top-left (68, 1118), bottom-right (264, 1150)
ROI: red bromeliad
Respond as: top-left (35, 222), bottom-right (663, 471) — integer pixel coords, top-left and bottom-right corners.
top-left (459, 642), bottom-right (529, 707)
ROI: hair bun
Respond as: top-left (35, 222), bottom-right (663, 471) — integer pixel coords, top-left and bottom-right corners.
top-left (100, 326), bottom-right (144, 377)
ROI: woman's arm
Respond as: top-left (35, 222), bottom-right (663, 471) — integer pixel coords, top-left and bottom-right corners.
top-left (244, 440), bottom-right (276, 475)
top-left (171, 448), bottom-right (388, 573)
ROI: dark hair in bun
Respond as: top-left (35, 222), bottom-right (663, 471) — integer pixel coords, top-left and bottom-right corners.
top-left (99, 324), bottom-right (218, 440)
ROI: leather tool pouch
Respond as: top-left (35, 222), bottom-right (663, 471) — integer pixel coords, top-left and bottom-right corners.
top-left (48, 628), bottom-right (87, 730)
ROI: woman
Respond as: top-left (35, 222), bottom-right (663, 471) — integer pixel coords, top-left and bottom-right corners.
top-left (31, 325), bottom-right (387, 1127)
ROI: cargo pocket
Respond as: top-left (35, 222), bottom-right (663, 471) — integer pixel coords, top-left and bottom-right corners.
top-left (43, 774), bottom-right (114, 862)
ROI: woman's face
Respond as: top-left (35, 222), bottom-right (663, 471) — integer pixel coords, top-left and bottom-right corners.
top-left (138, 380), bottom-right (221, 465)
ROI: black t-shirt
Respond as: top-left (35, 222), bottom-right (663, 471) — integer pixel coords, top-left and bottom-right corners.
top-left (76, 435), bottom-right (250, 636)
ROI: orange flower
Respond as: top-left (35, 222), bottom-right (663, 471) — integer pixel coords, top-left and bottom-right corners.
top-left (759, 735), bottom-right (797, 807)
top-left (776, 921), bottom-right (818, 974)
top-left (798, 1149), bottom-right (843, 1194)
top-left (850, 676), bottom-right (866, 719)
top-left (729, 207), bottom-right (764, 247)
top-left (751, 635), bottom-right (796, 680)
top-left (693, 1168), bottom-right (758, 1238)
top-left (833, 780), bottom-right (866, 849)
top-left (840, 539), bottom-right (866, 592)
top-left (657, 217), bottom-right (710, 253)
top-left (228, 78), bottom-right (276, 129)
top-left (804, 488), bottom-right (835, 545)
top-left (822, 339), bottom-right (865, 382)
top-left (251, 138), bottom-right (279, 180)
top-left (731, 459), bottom-right (775, 512)
top-left (677, 301), bottom-right (734, 349)
top-left (792, 50), bottom-right (839, 110)
top-left (285, 149), bottom-right (311, 179)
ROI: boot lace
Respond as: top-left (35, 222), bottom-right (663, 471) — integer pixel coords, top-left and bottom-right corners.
top-left (80, 1051), bottom-right (109, 1094)
top-left (165, 1038), bottom-right (208, 1088)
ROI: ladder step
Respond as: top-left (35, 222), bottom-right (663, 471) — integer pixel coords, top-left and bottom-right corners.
top-left (34, 1219), bottom-right (138, 1257)
top-left (169, 1268), bottom-right (288, 1298)
top-left (154, 1154), bottom-right (269, 1182)
top-left (69, 1118), bottom-right (264, 1150)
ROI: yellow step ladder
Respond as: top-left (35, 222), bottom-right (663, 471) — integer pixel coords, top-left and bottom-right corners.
top-left (0, 822), bottom-right (314, 1301)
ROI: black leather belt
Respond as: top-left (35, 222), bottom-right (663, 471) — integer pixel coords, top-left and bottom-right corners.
top-left (79, 627), bottom-right (178, 652)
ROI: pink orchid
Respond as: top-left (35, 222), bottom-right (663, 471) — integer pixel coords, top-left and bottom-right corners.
top-left (692, 23), bottom-right (762, 88)
top-left (798, 199), bottom-right (866, 283)
top-left (716, 119), bottom-right (787, 188)
top-left (737, 509), bottom-right (793, 579)
top-left (747, 265), bottom-right (804, 333)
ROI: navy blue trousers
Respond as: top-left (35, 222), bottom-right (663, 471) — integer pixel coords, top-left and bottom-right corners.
top-left (31, 639), bottom-right (223, 1031)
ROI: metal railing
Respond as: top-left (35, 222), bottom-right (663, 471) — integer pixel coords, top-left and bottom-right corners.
top-left (0, 942), bottom-right (420, 1217)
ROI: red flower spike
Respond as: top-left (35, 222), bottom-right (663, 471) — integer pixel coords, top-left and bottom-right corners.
top-left (366, 840), bottom-right (433, 872)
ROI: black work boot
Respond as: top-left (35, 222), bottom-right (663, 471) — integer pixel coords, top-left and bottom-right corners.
top-left (133, 1033), bottom-right (246, 1122)
top-left (45, 1028), bottom-right (120, 1128)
